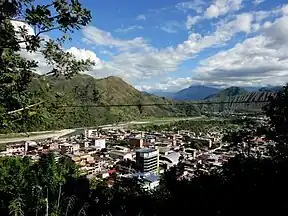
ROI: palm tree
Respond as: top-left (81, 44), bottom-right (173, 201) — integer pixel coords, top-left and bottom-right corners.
top-left (9, 197), bottom-right (24, 216)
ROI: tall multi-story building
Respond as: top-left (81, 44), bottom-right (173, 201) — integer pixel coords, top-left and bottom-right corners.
top-left (136, 148), bottom-right (159, 173)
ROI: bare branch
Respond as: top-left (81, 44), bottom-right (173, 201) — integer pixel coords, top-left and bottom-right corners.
top-left (7, 101), bottom-right (45, 115)
top-left (10, 19), bottom-right (26, 23)
top-left (35, 26), bottom-right (62, 37)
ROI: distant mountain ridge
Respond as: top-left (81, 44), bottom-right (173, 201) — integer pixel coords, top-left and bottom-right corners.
top-left (151, 85), bottom-right (282, 101)
top-left (202, 91), bottom-right (277, 113)
top-left (205, 87), bottom-right (248, 100)
top-left (152, 85), bottom-right (220, 101)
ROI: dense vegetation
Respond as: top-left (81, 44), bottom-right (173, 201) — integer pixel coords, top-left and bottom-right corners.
top-left (0, 0), bottom-right (94, 133)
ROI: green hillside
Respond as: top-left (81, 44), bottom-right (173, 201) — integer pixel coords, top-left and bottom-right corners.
top-left (3, 74), bottom-right (200, 132)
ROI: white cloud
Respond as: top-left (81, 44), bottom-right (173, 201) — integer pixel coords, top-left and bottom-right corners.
top-left (253, 0), bottom-right (265, 6)
top-left (176, 0), bottom-right (206, 13)
top-left (20, 50), bottom-right (50, 74)
top-left (264, 16), bottom-right (288, 46)
top-left (82, 26), bottom-right (150, 51)
top-left (114, 25), bottom-right (144, 33)
top-left (88, 11), bottom-right (260, 85)
top-left (235, 13), bottom-right (253, 33)
top-left (67, 47), bottom-right (103, 69)
top-left (176, 12), bottom-right (256, 57)
top-left (205, 4), bottom-right (220, 18)
top-left (136, 14), bottom-right (147, 20)
top-left (192, 16), bottom-right (288, 87)
top-left (282, 5), bottom-right (288, 16)
top-left (160, 21), bottom-right (185, 34)
top-left (11, 20), bottom-right (35, 36)
top-left (136, 77), bottom-right (204, 92)
top-left (186, 15), bottom-right (201, 29)
top-left (263, 21), bottom-right (272, 29)
top-left (204, 0), bottom-right (243, 19)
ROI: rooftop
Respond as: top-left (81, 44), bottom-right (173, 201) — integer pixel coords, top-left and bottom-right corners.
top-left (136, 148), bottom-right (157, 153)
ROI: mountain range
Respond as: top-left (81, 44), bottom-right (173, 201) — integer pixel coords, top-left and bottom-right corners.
top-left (4, 74), bottom-right (282, 133)
top-left (151, 85), bottom-right (281, 101)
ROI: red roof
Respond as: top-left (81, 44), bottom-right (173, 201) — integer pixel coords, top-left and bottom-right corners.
top-left (108, 169), bottom-right (116, 174)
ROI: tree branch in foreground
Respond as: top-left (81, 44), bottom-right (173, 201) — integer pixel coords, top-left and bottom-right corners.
top-left (7, 101), bottom-right (45, 115)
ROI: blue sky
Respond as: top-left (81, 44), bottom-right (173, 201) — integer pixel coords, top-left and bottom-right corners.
top-left (31, 0), bottom-right (288, 92)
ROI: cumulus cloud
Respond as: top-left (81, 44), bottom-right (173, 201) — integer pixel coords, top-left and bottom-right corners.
top-left (176, 12), bottom-right (256, 57)
top-left (88, 11), bottom-right (261, 88)
top-left (204, 0), bottom-right (243, 18)
top-left (67, 47), bottom-right (103, 69)
top-left (235, 13), bottom-right (253, 33)
top-left (82, 26), bottom-right (150, 51)
top-left (264, 16), bottom-right (288, 46)
top-left (192, 15), bottom-right (288, 87)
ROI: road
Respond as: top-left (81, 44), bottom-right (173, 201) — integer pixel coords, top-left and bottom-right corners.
top-left (0, 129), bottom-right (75, 144)
top-left (0, 116), bottom-right (203, 144)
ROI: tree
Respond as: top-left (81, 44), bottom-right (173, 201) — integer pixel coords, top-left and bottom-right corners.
top-left (263, 85), bottom-right (288, 155)
top-left (0, 0), bottom-right (94, 132)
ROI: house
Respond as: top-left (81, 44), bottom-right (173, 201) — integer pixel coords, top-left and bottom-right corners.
top-left (6, 142), bottom-right (29, 155)
top-left (109, 150), bottom-right (133, 160)
top-left (93, 138), bottom-right (106, 150)
top-left (59, 143), bottom-right (79, 154)
top-left (130, 138), bottom-right (143, 148)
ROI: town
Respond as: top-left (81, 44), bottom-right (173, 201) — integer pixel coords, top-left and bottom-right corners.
top-left (0, 119), bottom-right (272, 190)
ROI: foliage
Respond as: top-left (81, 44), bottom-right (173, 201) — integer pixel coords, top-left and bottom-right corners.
top-left (0, 154), bottom-right (79, 215)
top-left (137, 119), bottom-right (237, 134)
top-left (0, 0), bottom-right (94, 133)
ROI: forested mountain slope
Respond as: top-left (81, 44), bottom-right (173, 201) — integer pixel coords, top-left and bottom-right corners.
top-left (3, 74), bottom-right (201, 132)
top-left (201, 91), bottom-right (276, 113)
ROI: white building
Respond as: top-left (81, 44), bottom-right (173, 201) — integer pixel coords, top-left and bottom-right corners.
top-left (5, 142), bottom-right (29, 154)
top-left (159, 152), bottom-right (181, 169)
top-left (94, 138), bottom-right (106, 150)
top-left (84, 129), bottom-right (98, 139)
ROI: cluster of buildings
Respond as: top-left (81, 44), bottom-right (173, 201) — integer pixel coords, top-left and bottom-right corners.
top-left (0, 124), bottom-right (272, 189)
